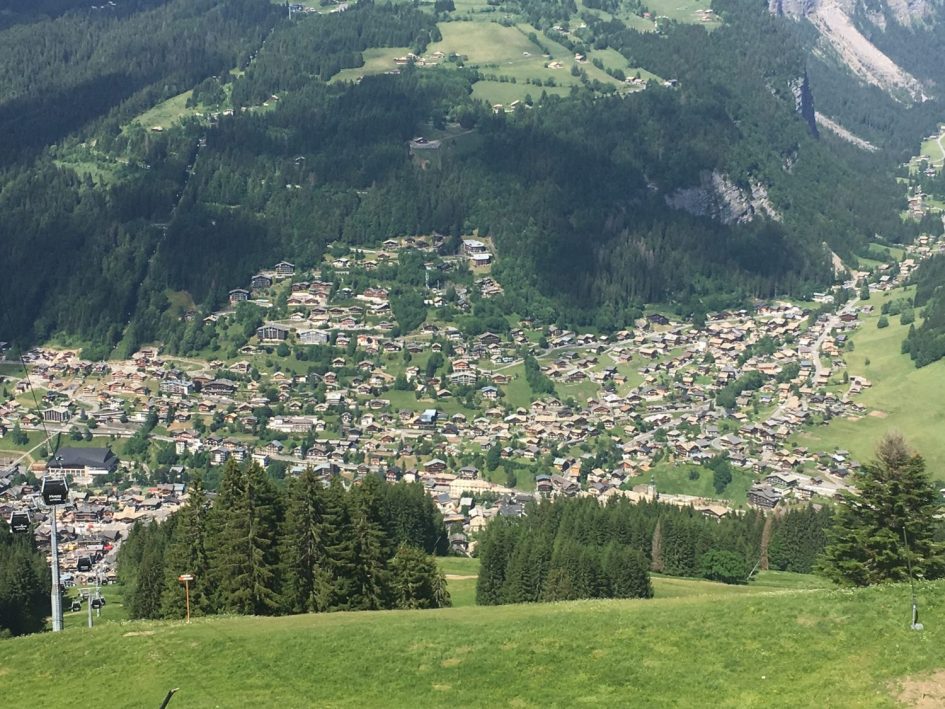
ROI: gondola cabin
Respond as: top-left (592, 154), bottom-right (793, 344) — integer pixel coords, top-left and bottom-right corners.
top-left (41, 477), bottom-right (69, 506)
top-left (9, 510), bottom-right (31, 534)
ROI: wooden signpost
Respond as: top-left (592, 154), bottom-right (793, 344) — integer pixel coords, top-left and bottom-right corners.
top-left (178, 574), bottom-right (194, 623)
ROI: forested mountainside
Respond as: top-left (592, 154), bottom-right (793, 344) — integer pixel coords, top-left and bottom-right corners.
top-left (0, 0), bottom-right (940, 353)
top-left (903, 251), bottom-right (945, 366)
top-left (777, 0), bottom-right (945, 154)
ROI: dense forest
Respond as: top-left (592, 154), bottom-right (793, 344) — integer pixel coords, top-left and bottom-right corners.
top-left (116, 464), bottom-right (451, 619)
top-left (903, 253), bottom-right (945, 367)
top-left (0, 526), bottom-right (50, 637)
top-left (476, 497), bottom-right (833, 604)
top-left (0, 0), bottom-right (936, 352)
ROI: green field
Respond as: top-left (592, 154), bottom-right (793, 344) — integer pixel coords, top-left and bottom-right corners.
top-left (438, 556), bottom-right (828, 606)
top-left (646, 0), bottom-right (719, 25)
top-left (52, 143), bottom-right (124, 184)
top-left (645, 461), bottom-right (756, 505)
top-left (471, 80), bottom-right (570, 104)
top-left (332, 47), bottom-right (412, 83)
top-left (501, 364), bottom-right (534, 409)
top-left (0, 429), bottom-right (49, 456)
top-left (384, 389), bottom-right (478, 418)
top-left (439, 557), bottom-right (480, 607)
top-left (59, 585), bottom-right (129, 629)
top-left (131, 90), bottom-right (199, 131)
top-left (921, 127), bottom-right (945, 167)
top-left (430, 21), bottom-right (538, 65)
top-left (3, 578), bottom-right (945, 706)
top-left (795, 289), bottom-right (945, 476)
top-left (649, 570), bottom-right (832, 598)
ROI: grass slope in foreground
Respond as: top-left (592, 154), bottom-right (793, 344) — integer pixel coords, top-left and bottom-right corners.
top-left (2, 580), bottom-right (944, 707)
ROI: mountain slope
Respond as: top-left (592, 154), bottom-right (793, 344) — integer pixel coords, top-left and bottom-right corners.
top-left (771, 0), bottom-right (942, 100)
top-left (0, 0), bottom-right (937, 349)
top-left (1, 580), bottom-right (944, 706)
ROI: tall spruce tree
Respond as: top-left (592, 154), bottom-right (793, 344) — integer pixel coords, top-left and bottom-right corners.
top-left (348, 496), bottom-right (388, 610)
top-left (160, 473), bottom-right (211, 618)
top-left (280, 469), bottom-right (327, 614)
top-left (819, 435), bottom-right (945, 586)
top-left (476, 517), bottom-right (515, 605)
top-left (129, 543), bottom-right (166, 619)
top-left (314, 477), bottom-right (356, 611)
top-left (208, 461), bottom-right (283, 614)
top-left (502, 533), bottom-right (539, 603)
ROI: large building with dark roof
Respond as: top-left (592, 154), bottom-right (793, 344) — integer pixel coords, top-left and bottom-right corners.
top-left (47, 448), bottom-right (119, 478)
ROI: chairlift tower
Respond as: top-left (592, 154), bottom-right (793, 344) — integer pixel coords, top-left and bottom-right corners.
top-left (41, 472), bottom-right (69, 632)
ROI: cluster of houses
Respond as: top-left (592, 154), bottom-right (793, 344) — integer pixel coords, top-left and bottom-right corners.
top-left (4, 233), bottom-right (944, 559)
top-left (1, 457), bottom-right (184, 586)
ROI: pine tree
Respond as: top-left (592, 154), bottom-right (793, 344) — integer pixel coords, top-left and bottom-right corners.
top-left (208, 461), bottom-right (283, 614)
top-left (541, 566), bottom-right (576, 601)
top-left (650, 518), bottom-right (664, 572)
top-left (769, 505), bottom-right (831, 573)
top-left (0, 529), bottom-right (48, 636)
top-left (602, 543), bottom-right (653, 599)
top-left (10, 422), bottom-right (28, 446)
top-left (348, 496), bottom-right (387, 610)
top-left (129, 543), bottom-right (166, 619)
top-left (314, 477), bottom-right (356, 611)
top-left (160, 473), bottom-right (211, 618)
top-left (389, 545), bottom-right (450, 609)
top-left (502, 534), bottom-right (538, 603)
top-left (476, 518), bottom-right (514, 605)
top-left (280, 469), bottom-right (327, 613)
top-left (819, 435), bottom-right (945, 586)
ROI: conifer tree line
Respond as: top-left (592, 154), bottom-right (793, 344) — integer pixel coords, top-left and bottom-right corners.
top-left (476, 497), bottom-right (833, 605)
top-left (0, 526), bottom-right (50, 637)
top-left (902, 253), bottom-right (945, 368)
top-left (117, 462), bottom-right (450, 619)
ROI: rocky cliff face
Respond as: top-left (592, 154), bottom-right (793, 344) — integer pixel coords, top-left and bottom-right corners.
top-left (771, 0), bottom-right (937, 101)
top-left (770, 0), bottom-right (936, 22)
top-left (790, 72), bottom-right (819, 137)
top-left (878, 0), bottom-right (936, 24)
top-left (665, 171), bottom-right (782, 225)
top-left (769, 0), bottom-right (818, 17)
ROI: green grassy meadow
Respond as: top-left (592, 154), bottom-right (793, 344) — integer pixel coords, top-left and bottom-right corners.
top-left (131, 90), bottom-right (199, 131)
top-left (327, 17), bottom-right (645, 104)
top-left (795, 289), bottom-right (945, 476)
top-left (439, 557), bottom-right (832, 604)
top-left (439, 557), bottom-right (480, 607)
top-left (471, 79), bottom-right (570, 104)
top-left (3, 578), bottom-right (945, 707)
top-left (59, 585), bottom-right (130, 629)
top-left (332, 47), bottom-right (411, 83)
top-left (921, 127), bottom-right (945, 167)
top-left (646, 0), bottom-right (719, 24)
top-left (645, 462), bottom-right (756, 505)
